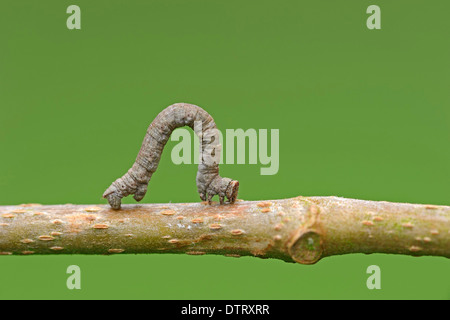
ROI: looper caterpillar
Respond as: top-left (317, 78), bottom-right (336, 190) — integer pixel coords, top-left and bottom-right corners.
top-left (103, 103), bottom-right (239, 209)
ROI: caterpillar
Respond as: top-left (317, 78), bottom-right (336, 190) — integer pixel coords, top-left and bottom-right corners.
top-left (103, 103), bottom-right (239, 209)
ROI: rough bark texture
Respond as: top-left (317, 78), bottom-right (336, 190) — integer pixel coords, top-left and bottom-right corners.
top-left (0, 196), bottom-right (448, 264)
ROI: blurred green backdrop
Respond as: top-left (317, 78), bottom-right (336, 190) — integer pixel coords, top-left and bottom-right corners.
top-left (0, 0), bottom-right (449, 299)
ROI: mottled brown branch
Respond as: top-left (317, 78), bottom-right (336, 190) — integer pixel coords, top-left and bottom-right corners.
top-left (0, 196), bottom-right (448, 264)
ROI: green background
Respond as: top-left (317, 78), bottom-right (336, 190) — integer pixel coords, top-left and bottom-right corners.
top-left (0, 0), bottom-right (449, 299)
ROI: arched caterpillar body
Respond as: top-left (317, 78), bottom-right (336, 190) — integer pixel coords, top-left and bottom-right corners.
top-left (103, 103), bottom-right (239, 209)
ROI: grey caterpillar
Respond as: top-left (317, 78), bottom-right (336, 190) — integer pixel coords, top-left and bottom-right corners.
top-left (103, 103), bottom-right (239, 209)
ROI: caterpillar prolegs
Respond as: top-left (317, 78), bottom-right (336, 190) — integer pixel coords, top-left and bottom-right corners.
top-left (103, 103), bottom-right (239, 210)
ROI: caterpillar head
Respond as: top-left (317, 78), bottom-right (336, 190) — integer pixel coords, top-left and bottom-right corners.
top-left (102, 182), bottom-right (125, 210)
top-left (103, 174), bottom-right (149, 210)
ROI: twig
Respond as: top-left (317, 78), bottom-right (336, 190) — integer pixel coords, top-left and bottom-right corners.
top-left (0, 196), bottom-right (448, 264)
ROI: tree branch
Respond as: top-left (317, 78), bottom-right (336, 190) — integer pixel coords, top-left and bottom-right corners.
top-left (0, 196), bottom-right (448, 264)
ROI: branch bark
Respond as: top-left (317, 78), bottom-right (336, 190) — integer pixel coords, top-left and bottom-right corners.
top-left (0, 196), bottom-right (448, 264)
